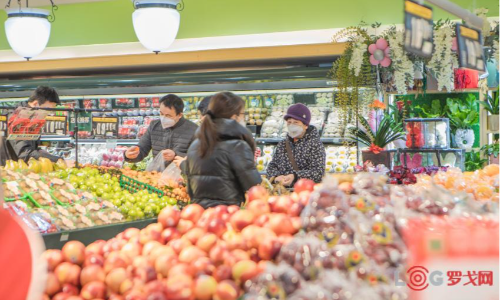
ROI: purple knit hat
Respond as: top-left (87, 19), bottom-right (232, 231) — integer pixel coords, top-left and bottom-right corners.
top-left (284, 103), bottom-right (311, 126)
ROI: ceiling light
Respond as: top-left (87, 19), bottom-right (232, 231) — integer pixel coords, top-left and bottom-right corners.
top-left (132, 0), bottom-right (182, 54)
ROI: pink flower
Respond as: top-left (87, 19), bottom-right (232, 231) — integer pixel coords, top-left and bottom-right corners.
top-left (368, 38), bottom-right (392, 67)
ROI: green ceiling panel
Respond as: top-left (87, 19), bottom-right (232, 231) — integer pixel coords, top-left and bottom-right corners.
top-left (0, 0), bottom-right (498, 50)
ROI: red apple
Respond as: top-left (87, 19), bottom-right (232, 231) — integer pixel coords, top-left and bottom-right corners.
top-left (184, 228), bottom-right (206, 244)
top-left (80, 281), bottom-right (106, 300)
top-left (146, 292), bottom-right (166, 300)
top-left (192, 257), bottom-right (216, 275)
top-left (121, 242), bottom-right (142, 261)
top-left (149, 246), bottom-right (176, 265)
top-left (119, 278), bottom-right (134, 295)
top-left (66, 296), bottom-right (84, 300)
top-left (160, 227), bottom-right (181, 245)
top-left (278, 234), bottom-right (293, 245)
top-left (232, 260), bottom-right (259, 284)
top-left (288, 202), bottom-right (304, 217)
top-left (246, 186), bottom-right (269, 202)
top-left (213, 265), bottom-right (232, 282)
top-left (197, 208), bottom-right (217, 228)
top-left (62, 241), bottom-right (86, 265)
top-left (144, 280), bottom-right (165, 295)
top-left (142, 241), bottom-right (162, 256)
top-left (52, 293), bottom-right (71, 300)
top-left (42, 294), bottom-right (50, 300)
top-left (194, 275), bottom-right (217, 300)
top-left (132, 256), bottom-right (151, 269)
top-left (196, 233), bottom-right (218, 253)
top-left (105, 268), bottom-right (128, 293)
top-left (209, 243), bottom-right (229, 265)
top-left (294, 178), bottom-right (315, 193)
top-left (207, 218), bottom-right (227, 237)
top-left (270, 196), bottom-right (292, 214)
top-left (154, 253), bottom-right (178, 278)
top-left (61, 284), bottom-right (79, 296)
top-left (109, 294), bottom-right (125, 300)
top-left (158, 206), bottom-right (181, 228)
top-left (267, 213), bottom-right (295, 235)
top-left (214, 205), bottom-right (229, 216)
top-left (55, 262), bottom-right (81, 286)
top-left (254, 214), bottom-right (269, 227)
top-left (43, 249), bottom-right (64, 271)
top-left (104, 252), bottom-right (128, 273)
top-left (165, 274), bottom-right (194, 300)
top-left (123, 228), bottom-right (141, 240)
top-left (177, 219), bottom-right (195, 235)
top-left (168, 263), bottom-right (195, 278)
top-left (230, 249), bottom-right (250, 262)
top-left (214, 280), bottom-right (239, 300)
top-left (80, 265), bottom-right (105, 286)
top-left (297, 190), bottom-right (311, 206)
top-left (226, 206), bottom-right (239, 215)
top-left (179, 246), bottom-right (207, 264)
top-left (45, 272), bottom-right (61, 296)
top-left (140, 223), bottom-right (163, 244)
top-left (245, 200), bottom-right (270, 217)
top-left (135, 266), bottom-right (157, 283)
top-left (83, 254), bottom-right (104, 267)
top-left (123, 288), bottom-right (146, 300)
top-left (168, 238), bottom-right (192, 255)
top-left (85, 240), bottom-right (105, 256)
top-left (229, 210), bottom-right (255, 231)
top-left (180, 204), bottom-right (204, 223)
top-left (258, 237), bottom-right (281, 260)
top-left (291, 216), bottom-right (302, 231)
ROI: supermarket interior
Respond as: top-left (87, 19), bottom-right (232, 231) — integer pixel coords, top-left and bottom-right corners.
top-left (0, 0), bottom-right (499, 300)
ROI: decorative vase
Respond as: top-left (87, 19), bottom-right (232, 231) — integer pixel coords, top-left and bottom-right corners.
top-left (454, 129), bottom-right (475, 150)
top-left (361, 151), bottom-right (392, 169)
top-left (488, 115), bottom-right (499, 132)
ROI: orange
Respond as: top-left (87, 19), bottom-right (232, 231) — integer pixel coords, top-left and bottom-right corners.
top-left (483, 164), bottom-right (499, 177)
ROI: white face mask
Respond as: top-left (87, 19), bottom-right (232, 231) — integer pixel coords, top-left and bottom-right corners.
top-left (287, 124), bottom-right (304, 138)
top-left (160, 116), bottom-right (176, 129)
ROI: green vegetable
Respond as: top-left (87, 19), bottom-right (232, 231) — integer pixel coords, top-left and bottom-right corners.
top-left (414, 99), bottom-right (447, 118)
top-left (479, 90), bottom-right (499, 115)
top-left (465, 150), bottom-right (487, 172)
top-left (446, 94), bottom-right (479, 131)
top-left (481, 142), bottom-right (499, 158)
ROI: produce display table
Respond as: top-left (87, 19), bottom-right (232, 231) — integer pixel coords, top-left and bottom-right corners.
top-left (42, 218), bottom-right (156, 249)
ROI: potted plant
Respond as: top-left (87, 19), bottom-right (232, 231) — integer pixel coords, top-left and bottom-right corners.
top-left (446, 95), bottom-right (479, 150)
top-left (465, 150), bottom-right (488, 172)
top-left (479, 91), bottom-right (499, 132)
top-left (481, 142), bottom-right (499, 164)
top-left (348, 114), bottom-right (405, 168)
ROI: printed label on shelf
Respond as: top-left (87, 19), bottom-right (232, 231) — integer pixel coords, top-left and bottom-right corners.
top-left (456, 23), bottom-right (486, 72)
top-left (42, 116), bottom-right (67, 135)
top-left (404, 0), bottom-right (433, 58)
top-left (60, 233), bottom-right (69, 242)
top-left (0, 114), bottom-right (8, 137)
top-left (69, 112), bottom-right (92, 132)
top-left (92, 117), bottom-right (118, 138)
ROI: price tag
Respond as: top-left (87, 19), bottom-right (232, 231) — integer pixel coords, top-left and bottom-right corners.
top-left (114, 98), bottom-right (137, 109)
top-left (68, 112), bottom-right (92, 131)
top-left (456, 23), bottom-right (486, 72)
top-left (60, 233), bottom-right (69, 242)
top-left (0, 115), bottom-right (8, 137)
top-left (92, 117), bottom-right (118, 138)
top-left (404, 0), bottom-right (433, 57)
top-left (42, 116), bottom-right (67, 135)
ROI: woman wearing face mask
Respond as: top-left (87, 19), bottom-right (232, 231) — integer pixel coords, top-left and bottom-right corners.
top-left (182, 92), bottom-right (262, 208)
top-left (266, 103), bottom-right (326, 186)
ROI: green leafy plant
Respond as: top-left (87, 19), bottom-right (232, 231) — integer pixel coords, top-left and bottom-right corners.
top-left (446, 94), bottom-right (479, 130)
top-left (414, 99), bottom-right (447, 118)
top-left (465, 150), bottom-right (487, 172)
top-left (348, 114), bottom-right (405, 149)
top-left (480, 90), bottom-right (499, 115)
top-left (481, 142), bottom-right (499, 158)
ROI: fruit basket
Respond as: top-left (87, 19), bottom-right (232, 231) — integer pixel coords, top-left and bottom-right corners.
top-left (119, 174), bottom-right (166, 197)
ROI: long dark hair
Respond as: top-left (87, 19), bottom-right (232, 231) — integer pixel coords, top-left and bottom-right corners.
top-left (197, 92), bottom-right (255, 157)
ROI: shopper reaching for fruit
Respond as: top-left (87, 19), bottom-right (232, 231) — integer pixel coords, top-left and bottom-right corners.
top-left (124, 94), bottom-right (198, 171)
top-left (182, 92), bottom-right (262, 208)
top-left (266, 103), bottom-right (326, 185)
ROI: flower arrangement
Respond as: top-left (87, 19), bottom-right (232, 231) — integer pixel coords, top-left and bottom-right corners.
top-left (387, 29), bottom-right (415, 94)
top-left (348, 114), bottom-right (405, 153)
top-left (427, 21), bottom-right (458, 92)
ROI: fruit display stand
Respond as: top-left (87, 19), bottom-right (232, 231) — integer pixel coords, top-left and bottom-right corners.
top-left (42, 218), bottom-right (157, 250)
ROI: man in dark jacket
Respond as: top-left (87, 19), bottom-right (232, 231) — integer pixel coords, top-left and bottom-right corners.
top-left (4, 86), bottom-right (64, 164)
top-left (125, 94), bottom-right (198, 168)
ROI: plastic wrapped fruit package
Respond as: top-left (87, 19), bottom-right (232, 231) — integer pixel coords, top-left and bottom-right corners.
top-left (277, 236), bottom-right (331, 281)
top-left (287, 283), bottom-right (332, 300)
top-left (352, 173), bottom-right (390, 197)
top-left (245, 262), bottom-right (303, 299)
top-left (260, 118), bottom-right (283, 138)
top-left (73, 215), bottom-right (95, 229)
top-left (28, 213), bottom-right (59, 233)
top-left (31, 191), bottom-right (57, 206)
top-left (391, 184), bottom-right (456, 217)
top-left (54, 216), bottom-right (77, 231)
top-left (317, 269), bottom-right (358, 300)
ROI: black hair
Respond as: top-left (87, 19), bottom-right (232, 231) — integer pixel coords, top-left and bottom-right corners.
top-left (28, 86), bottom-right (60, 105)
top-left (160, 94), bottom-right (184, 115)
top-left (197, 96), bottom-right (212, 115)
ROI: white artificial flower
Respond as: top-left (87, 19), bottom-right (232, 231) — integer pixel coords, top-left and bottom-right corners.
top-left (388, 30), bottom-right (415, 94)
top-left (428, 25), bottom-right (457, 92)
top-left (348, 35), bottom-right (367, 77)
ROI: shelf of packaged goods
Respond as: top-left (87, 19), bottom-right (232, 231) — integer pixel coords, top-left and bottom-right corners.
top-left (255, 137), bottom-right (355, 144)
top-left (42, 218), bottom-right (157, 249)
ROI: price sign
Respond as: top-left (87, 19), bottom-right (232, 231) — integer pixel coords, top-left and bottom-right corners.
top-left (114, 98), bottom-right (137, 109)
top-left (404, 0), bottom-right (434, 57)
top-left (42, 116), bottom-right (67, 135)
top-left (92, 117), bottom-right (118, 138)
top-left (68, 112), bottom-right (92, 132)
top-left (0, 115), bottom-right (8, 137)
top-left (456, 23), bottom-right (486, 72)
top-left (139, 97), bottom-right (152, 108)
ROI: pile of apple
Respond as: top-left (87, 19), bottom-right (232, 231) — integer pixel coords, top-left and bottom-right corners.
top-left (42, 180), bottom-right (315, 300)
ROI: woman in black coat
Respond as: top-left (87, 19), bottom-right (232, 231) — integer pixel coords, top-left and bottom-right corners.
top-left (182, 92), bottom-right (262, 208)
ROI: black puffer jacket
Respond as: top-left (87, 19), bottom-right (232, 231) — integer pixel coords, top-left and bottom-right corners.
top-left (126, 117), bottom-right (198, 164)
top-left (182, 119), bottom-right (262, 208)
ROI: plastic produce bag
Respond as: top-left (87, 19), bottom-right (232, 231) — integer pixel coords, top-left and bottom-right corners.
top-left (146, 151), bottom-right (166, 172)
top-left (159, 162), bottom-right (183, 186)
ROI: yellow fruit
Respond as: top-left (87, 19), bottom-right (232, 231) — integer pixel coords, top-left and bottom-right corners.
top-left (17, 160), bottom-right (28, 170)
top-left (28, 158), bottom-right (41, 174)
top-left (39, 157), bottom-right (53, 173)
top-left (56, 159), bottom-right (67, 170)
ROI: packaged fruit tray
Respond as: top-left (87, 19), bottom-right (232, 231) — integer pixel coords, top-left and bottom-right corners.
top-left (119, 174), bottom-right (165, 197)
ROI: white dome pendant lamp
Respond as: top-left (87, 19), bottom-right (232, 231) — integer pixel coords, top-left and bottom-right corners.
top-left (132, 0), bottom-right (182, 54)
top-left (4, 1), bottom-right (58, 60)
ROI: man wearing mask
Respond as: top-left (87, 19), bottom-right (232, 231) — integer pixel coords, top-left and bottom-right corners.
top-left (125, 94), bottom-right (198, 168)
top-left (1, 86), bottom-right (71, 165)
top-left (266, 103), bottom-right (326, 186)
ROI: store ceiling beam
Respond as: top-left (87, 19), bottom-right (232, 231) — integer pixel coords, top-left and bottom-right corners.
top-left (424, 0), bottom-right (484, 30)
top-left (0, 43), bottom-right (345, 78)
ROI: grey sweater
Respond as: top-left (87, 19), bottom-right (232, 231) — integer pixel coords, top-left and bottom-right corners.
top-left (125, 118), bottom-right (198, 163)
